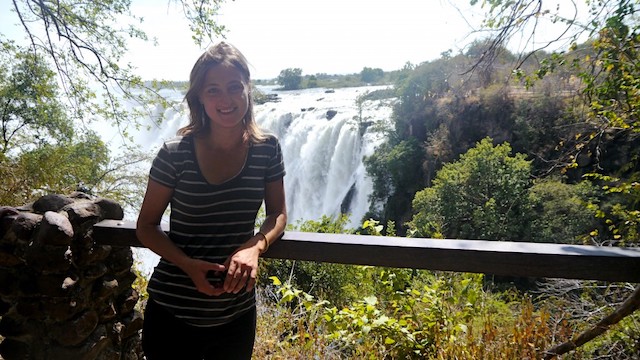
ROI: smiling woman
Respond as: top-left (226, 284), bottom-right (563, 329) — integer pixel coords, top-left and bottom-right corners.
top-left (135, 41), bottom-right (287, 359)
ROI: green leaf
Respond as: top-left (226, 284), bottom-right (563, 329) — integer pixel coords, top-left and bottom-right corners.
top-left (364, 296), bottom-right (378, 306)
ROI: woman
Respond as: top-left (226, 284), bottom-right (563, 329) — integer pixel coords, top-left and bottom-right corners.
top-left (136, 42), bottom-right (287, 359)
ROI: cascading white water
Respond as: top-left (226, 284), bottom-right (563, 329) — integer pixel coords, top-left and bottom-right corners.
top-left (255, 85), bottom-right (393, 228)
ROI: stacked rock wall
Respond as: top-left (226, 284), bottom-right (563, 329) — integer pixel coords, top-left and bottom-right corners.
top-left (0, 193), bottom-right (143, 359)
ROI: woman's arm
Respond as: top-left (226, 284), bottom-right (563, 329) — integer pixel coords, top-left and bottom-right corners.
top-left (258, 177), bottom-right (288, 251)
top-left (136, 178), bottom-right (226, 296)
top-left (224, 177), bottom-right (287, 293)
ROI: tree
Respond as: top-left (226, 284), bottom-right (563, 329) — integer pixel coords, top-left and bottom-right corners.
top-left (409, 138), bottom-right (533, 241)
top-left (364, 138), bottom-right (423, 231)
top-left (468, 1), bottom-right (640, 357)
top-left (0, 45), bottom-right (149, 208)
top-left (0, 43), bottom-right (71, 154)
top-left (0, 1), bottom-right (225, 208)
top-left (277, 68), bottom-right (303, 90)
top-left (306, 74), bottom-right (318, 88)
top-left (528, 178), bottom-right (600, 244)
top-left (360, 67), bottom-right (384, 83)
top-left (259, 214), bottom-right (362, 306)
top-left (0, 45), bottom-right (87, 203)
top-left (4, 0), bottom-right (226, 139)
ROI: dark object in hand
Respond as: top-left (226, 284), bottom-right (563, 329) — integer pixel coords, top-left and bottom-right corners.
top-left (207, 270), bottom-right (226, 288)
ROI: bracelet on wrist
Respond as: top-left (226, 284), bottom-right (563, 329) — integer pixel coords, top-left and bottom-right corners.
top-left (257, 231), bottom-right (269, 254)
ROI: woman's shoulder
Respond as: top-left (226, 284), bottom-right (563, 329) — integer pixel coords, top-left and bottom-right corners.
top-left (162, 135), bottom-right (193, 152)
top-left (256, 133), bottom-right (280, 147)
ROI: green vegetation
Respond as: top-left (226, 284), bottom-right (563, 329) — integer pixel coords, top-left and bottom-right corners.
top-left (0, 1), bottom-right (228, 208)
top-left (268, 66), bottom-right (399, 91)
top-left (251, 217), bottom-right (640, 359)
top-left (409, 138), bottom-right (534, 241)
top-left (255, 0), bottom-right (640, 357)
top-left (0, 44), bottom-right (149, 208)
top-left (277, 68), bottom-right (303, 90)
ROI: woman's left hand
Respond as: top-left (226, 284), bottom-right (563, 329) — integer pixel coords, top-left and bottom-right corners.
top-left (223, 243), bottom-right (261, 293)
top-left (223, 178), bottom-right (286, 294)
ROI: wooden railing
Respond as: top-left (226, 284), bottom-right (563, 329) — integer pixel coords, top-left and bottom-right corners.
top-left (93, 220), bottom-right (640, 283)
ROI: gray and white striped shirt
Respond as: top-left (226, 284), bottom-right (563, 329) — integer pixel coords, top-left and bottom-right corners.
top-left (147, 134), bottom-right (285, 327)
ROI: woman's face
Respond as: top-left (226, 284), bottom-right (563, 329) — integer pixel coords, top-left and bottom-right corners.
top-left (199, 63), bottom-right (249, 131)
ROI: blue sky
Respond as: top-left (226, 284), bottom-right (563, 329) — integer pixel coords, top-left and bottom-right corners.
top-left (1, 0), bottom-right (588, 80)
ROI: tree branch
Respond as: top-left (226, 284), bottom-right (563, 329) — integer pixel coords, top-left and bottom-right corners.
top-left (542, 283), bottom-right (640, 359)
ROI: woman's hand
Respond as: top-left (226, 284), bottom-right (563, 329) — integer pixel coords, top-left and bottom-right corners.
top-left (223, 239), bottom-right (262, 294)
top-left (179, 257), bottom-right (227, 296)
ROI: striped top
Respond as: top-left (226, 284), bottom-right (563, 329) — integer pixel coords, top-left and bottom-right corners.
top-left (147, 134), bottom-right (285, 327)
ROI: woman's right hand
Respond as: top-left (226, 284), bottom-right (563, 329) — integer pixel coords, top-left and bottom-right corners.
top-left (180, 257), bottom-right (227, 296)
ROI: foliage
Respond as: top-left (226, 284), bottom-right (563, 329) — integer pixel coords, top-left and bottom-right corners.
top-left (259, 214), bottom-right (363, 306)
top-left (409, 138), bottom-right (533, 241)
top-left (0, 44), bottom-right (150, 207)
top-left (277, 68), bottom-right (303, 90)
top-left (364, 47), bottom-right (538, 233)
top-left (509, 93), bottom-right (579, 173)
top-left (0, 131), bottom-right (150, 208)
top-left (257, 271), bottom-right (563, 360)
top-left (305, 74), bottom-right (318, 88)
top-left (0, 43), bottom-right (71, 154)
top-left (253, 219), bottom-right (639, 359)
top-left (584, 173), bottom-right (640, 245)
top-left (3, 0), bottom-right (226, 136)
top-left (535, 279), bottom-right (640, 359)
top-left (469, 0), bottom-right (640, 247)
top-left (131, 257), bottom-right (150, 313)
top-left (364, 138), bottom-right (423, 228)
top-left (360, 67), bottom-right (384, 84)
top-left (577, 1), bottom-right (640, 246)
top-left (262, 69), bottom-right (398, 89)
top-left (528, 177), bottom-right (600, 244)
top-left (0, 2), bottom-right (211, 209)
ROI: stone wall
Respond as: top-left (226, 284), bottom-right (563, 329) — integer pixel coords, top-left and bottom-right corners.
top-left (0, 193), bottom-right (143, 360)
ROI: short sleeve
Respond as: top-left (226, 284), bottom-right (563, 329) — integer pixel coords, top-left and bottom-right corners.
top-left (149, 142), bottom-right (177, 188)
top-left (266, 136), bottom-right (286, 182)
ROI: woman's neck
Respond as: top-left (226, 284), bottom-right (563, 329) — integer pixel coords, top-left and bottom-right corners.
top-left (202, 126), bottom-right (246, 151)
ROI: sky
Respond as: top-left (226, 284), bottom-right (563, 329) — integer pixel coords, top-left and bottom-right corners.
top-left (123, 0), bottom-right (486, 80)
top-left (0, 0), bottom-right (589, 81)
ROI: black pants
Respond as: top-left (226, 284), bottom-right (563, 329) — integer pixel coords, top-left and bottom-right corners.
top-left (142, 298), bottom-right (257, 360)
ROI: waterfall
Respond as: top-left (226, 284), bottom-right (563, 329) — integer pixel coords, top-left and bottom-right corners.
top-left (255, 85), bottom-right (393, 228)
